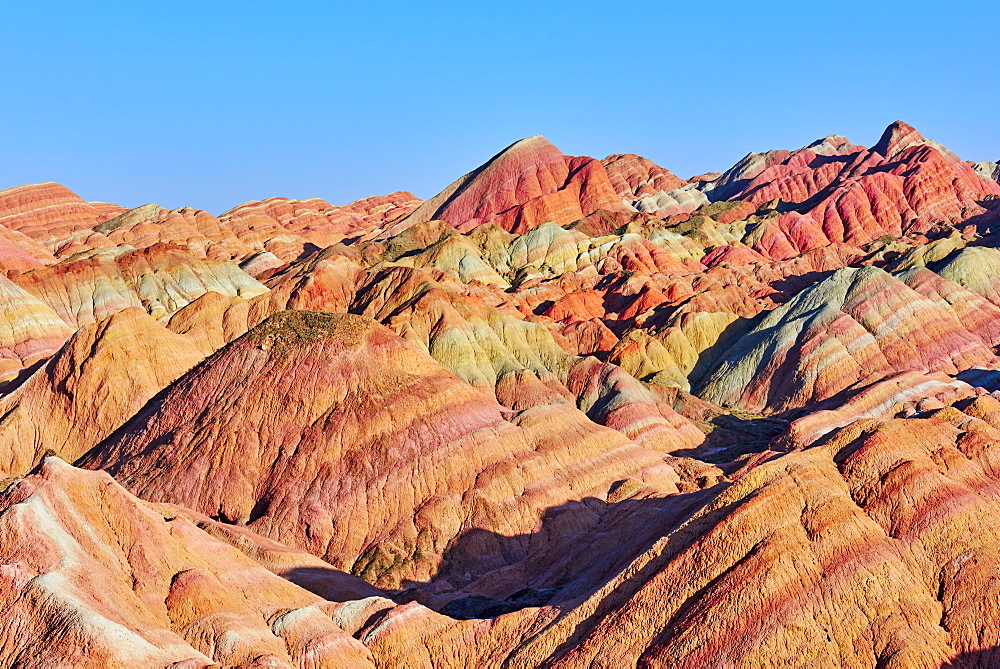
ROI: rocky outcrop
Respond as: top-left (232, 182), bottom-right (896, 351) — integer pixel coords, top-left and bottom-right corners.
top-left (0, 182), bottom-right (124, 258)
top-left (0, 308), bottom-right (206, 478)
top-left (11, 244), bottom-right (269, 326)
top-left (394, 136), bottom-right (632, 234)
top-left (0, 458), bottom-right (376, 667)
top-left (82, 312), bottom-right (681, 590)
top-left (699, 266), bottom-right (1000, 412)
top-left (0, 275), bottom-right (74, 385)
top-left (220, 192), bottom-right (421, 260)
top-left (701, 122), bottom-right (1000, 259)
top-left (3, 121), bottom-right (1000, 667)
top-left (601, 153), bottom-right (687, 199)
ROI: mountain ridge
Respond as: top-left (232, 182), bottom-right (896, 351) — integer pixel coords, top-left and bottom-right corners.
top-left (2, 119), bottom-right (1000, 667)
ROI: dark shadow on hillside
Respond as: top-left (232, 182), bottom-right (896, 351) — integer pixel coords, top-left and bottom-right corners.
top-left (940, 647), bottom-right (1000, 668)
top-left (294, 242), bottom-right (323, 261)
top-left (768, 269), bottom-right (836, 301)
top-left (956, 368), bottom-right (1000, 392)
top-left (281, 566), bottom-right (384, 603)
top-left (959, 198), bottom-right (1000, 243)
top-left (367, 487), bottom-right (724, 621)
top-left (688, 315), bottom-right (759, 383)
top-left (0, 358), bottom-right (45, 396)
top-left (532, 299), bottom-right (554, 315)
top-left (436, 587), bottom-right (561, 619)
top-left (694, 413), bottom-right (789, 464)
top-left (609, 300), bottom-right (761, 386)
top-left (279, 489), bottom-right (1000, 667)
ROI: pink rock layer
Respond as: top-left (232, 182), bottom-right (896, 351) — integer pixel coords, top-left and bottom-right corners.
top-left (0, 120), bottom-right (998, 667)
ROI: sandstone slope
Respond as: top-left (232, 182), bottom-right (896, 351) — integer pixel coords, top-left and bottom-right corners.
top-left (0, 120), bottom-right (999, 667)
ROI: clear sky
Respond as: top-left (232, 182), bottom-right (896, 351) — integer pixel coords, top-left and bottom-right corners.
top-left (3, 1), bottom-right (997, 214)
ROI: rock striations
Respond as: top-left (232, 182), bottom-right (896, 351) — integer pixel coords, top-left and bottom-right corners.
top-left (82, 311), bottom-right (682, 590)
top-left (2, 120), bottom-right (1000, 667)
top-left (0, 457), bottom-right (376, 667)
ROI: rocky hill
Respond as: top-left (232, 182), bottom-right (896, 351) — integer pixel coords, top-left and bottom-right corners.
top-left (2, 121), bottom-right (1000, 667)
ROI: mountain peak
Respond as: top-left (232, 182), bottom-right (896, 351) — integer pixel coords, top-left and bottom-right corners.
top-left (873, 120), bottom-right (932, 157)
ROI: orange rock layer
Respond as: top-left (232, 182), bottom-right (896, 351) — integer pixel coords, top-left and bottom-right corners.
top-left (0, 120), bottom-right (999, 667)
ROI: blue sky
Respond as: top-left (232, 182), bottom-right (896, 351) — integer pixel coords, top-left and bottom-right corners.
top-left (2, 1), bottom-right (997, 213)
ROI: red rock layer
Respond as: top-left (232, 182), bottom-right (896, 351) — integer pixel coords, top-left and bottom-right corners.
top-left (100, 205), bottom-right (251, 260)
top-left (396, 136), bottom-right (632, 234)
top-left (705, 123), bottom-right (1000, 259)
top-left (601, 153), bottom-right (687, 199)
top-left (0, 182), bottom-right (421, 268)
top-left (9, 244), bottom-right (269, 326)
top-left (0, 275), bottom-right (74, 384)
top-left (0, 182), bottom-right (127, 258)
top-left (699, 266), bottom-right (1000, 412)
top-left (0, 122), bottom-right (999, 667)
top-left (82, 311), bottom-right (681, 590)
top-left (0, 457), bottom-right (376, 667)
top-left (219, 192), bottom-right (421, 260)
top-left (0, 307), bottom-right (207, 478)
